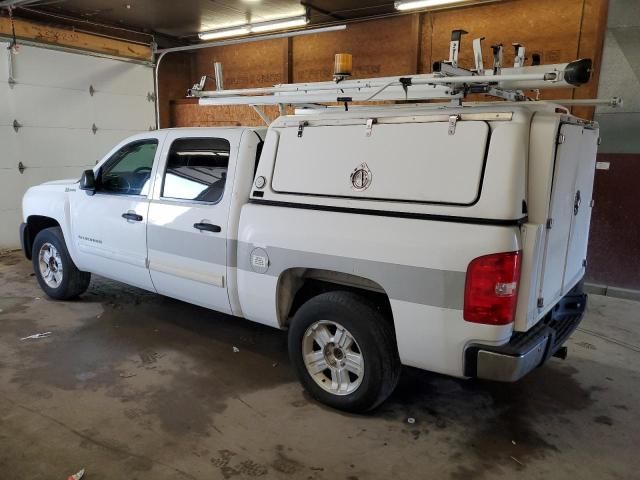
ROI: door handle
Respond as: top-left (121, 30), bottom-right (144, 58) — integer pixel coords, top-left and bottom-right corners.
top-left (122, 212), bottom-right (143, 222)
top-left (193, 222), bottom-right (221, 233)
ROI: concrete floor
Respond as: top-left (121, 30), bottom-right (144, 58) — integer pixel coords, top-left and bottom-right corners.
top-left (0, 251), bottom-right (638, 480)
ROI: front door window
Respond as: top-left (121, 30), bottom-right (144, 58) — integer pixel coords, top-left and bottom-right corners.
top-left (99, 140), bottom-right (158, 196)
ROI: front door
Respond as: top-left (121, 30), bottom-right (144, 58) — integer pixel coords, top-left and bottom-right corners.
top-left (70, 134), bottom-right (164, 291)
top-left (146, 131), bottom-right (235, 314)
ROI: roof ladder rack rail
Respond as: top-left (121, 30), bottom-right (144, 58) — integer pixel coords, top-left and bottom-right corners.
top-left (185, 31), bottom-right (620, 110)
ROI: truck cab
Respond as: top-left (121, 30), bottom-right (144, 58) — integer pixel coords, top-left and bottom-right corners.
top-left (22, 127), bottom-right (263, 311)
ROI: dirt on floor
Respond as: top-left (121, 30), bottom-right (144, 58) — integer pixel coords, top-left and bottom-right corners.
top-left (0, 250), bottom-right (638, 479)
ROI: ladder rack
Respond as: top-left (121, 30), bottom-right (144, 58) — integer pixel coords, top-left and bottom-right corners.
top-left (189, 61), bottom-right (589, 106)
top-left (186, 30), bottom-right (621, 113)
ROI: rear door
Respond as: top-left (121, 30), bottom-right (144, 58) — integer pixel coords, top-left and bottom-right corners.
top-left (146, 130), bottom-right (238, 314)
top-left (563, 126), bottom-right (599, 291)
top-left (537, 123), bottom-right (598, 312)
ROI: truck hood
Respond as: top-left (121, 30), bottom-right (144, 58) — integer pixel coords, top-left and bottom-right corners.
top-left (42, 178), bottom-right (79, 186)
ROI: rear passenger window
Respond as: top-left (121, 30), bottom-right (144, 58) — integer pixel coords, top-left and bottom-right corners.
top-left (161, 138), bottom-right (230, 203)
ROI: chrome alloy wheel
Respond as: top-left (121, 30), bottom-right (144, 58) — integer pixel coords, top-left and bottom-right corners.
top-left (38, 242), bottom-right (63, 288)
top-left (302, 320), bottom-right (364, 395)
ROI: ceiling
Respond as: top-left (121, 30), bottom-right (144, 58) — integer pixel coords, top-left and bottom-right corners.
top-left (7, 0), bottom-right (399, 41)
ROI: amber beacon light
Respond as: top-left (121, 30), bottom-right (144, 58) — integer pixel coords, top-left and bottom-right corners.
top-left (334, 53), bottom-right (353, 81)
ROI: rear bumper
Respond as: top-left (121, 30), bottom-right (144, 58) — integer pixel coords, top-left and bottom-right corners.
top-left (464, 290), bottom-right (587, 382)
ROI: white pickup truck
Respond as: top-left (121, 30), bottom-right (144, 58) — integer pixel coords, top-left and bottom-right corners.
top-left (20, 100), bottom-right (597, 411)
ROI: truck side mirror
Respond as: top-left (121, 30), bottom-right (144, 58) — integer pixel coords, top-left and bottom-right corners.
top-left (80, 169), bottom-right (96, 195)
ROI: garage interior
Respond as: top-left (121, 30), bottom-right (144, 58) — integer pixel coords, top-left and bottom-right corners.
top-left (0, 0), bottom-right (639, 478)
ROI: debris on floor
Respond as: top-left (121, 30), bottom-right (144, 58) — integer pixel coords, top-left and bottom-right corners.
top-left (67, 468), bottom-right (85, 480)
top-left (233, 346), bottom-right (240, 353)
top-left (20, 331), bottom-right (52, 340)
top-left (139, 350), bottom-right (161, 365)
top-left (510, 456), bottom-right (524, 466)
top-left (407, 417), bottom-right (416, 424)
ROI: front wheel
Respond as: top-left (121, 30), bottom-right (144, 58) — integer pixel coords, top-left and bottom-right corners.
top-left (288, 291), bottom-right (401, 412)
top-left (32, 227), bottom-right (91, 300)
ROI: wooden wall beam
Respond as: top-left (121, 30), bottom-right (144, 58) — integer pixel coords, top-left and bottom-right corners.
top-left (573, 0), bottom-right (610, 120)
top-left (410, 13), bottom-right (421, 74)
top-left (0, 16), bottom-right (152, 61)
top-left (284, 37), bottom-right (293, 84)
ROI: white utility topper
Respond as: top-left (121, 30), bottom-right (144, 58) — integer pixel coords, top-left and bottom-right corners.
top-left (20, 32), bottom-right (618, 412)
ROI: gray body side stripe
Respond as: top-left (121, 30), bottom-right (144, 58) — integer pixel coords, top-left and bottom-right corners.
top-left (237, 242), bottom-right (465, 310)
top-left (147, 225), bottom-right (229, 266)
top-left (146, 227), bottom-right (464, 309)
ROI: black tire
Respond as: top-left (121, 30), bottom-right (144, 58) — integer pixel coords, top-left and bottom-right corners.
top-left (32, 227), bottom-right (91, 300)
top-left (288, 291), bottom-right (401, 412)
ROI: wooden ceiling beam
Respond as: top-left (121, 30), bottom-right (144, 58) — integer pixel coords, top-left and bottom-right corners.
top-left (0, 16), bottom-right (153, 61)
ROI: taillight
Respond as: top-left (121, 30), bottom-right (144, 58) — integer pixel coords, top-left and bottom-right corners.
top-left (464, 251), bottom-right (522, 325)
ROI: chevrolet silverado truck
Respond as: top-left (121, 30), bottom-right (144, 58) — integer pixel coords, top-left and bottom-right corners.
top-left (20, 101), bottom-right (596, 411)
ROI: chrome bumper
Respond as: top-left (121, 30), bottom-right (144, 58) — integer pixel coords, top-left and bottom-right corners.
top-left (465, 290), bottom-right (587, 382)
top-left (475, 336), bottom-right (548, 381)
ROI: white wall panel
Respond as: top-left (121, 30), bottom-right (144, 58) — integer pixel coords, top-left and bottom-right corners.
top-left (0, 127), bottom-right (21, 165)
top-left (8, 84), bottom-right (91, 128)
top-left (8, 45), bottom-right (97, 89)
top-left (16, 128), bottom-right (96, 168)
top-left (0, 210), bottom-right (23, 249)
top-left (0, 83), bottom-right (10, 125)
top-left (0, 170), bottom-right (27, 212)
top-left (6, 44), bottom-right (153, 94)
top-left (0, 41), bottom-right (155, 249)
top-left (90, 61), bottom-right (155, 96)
top-left (92, 94), bottom-right (155, 130)
top-left (0, 45), bottom-right (8, 79)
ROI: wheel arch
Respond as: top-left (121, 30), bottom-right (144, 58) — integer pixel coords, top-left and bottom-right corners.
top-left (276, 268), bottom-right (394, 329)
top-left (23, 215), bottom-right (62, 260)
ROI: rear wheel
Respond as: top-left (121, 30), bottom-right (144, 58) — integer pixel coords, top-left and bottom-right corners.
top-left (288, 291), bottom-right (401, 412)
top-left (32, 227), bottom-right (91, 300)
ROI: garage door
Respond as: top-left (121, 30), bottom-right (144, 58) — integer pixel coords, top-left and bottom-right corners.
top-left (0, 42), bottom-right (156, 249)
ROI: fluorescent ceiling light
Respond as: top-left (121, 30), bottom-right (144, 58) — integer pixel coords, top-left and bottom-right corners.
top-left (199, 26), bottom-right (250, 40)
top-left (250, 16), bottom-right (309, 33)
top-left (198, 14), bottom-right (309, 40)
top-left (394, 0), bottom-right (471, 11)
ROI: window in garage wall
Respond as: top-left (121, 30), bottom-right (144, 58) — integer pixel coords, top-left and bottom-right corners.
top-left (0, 42), bottom-right (156, 249)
